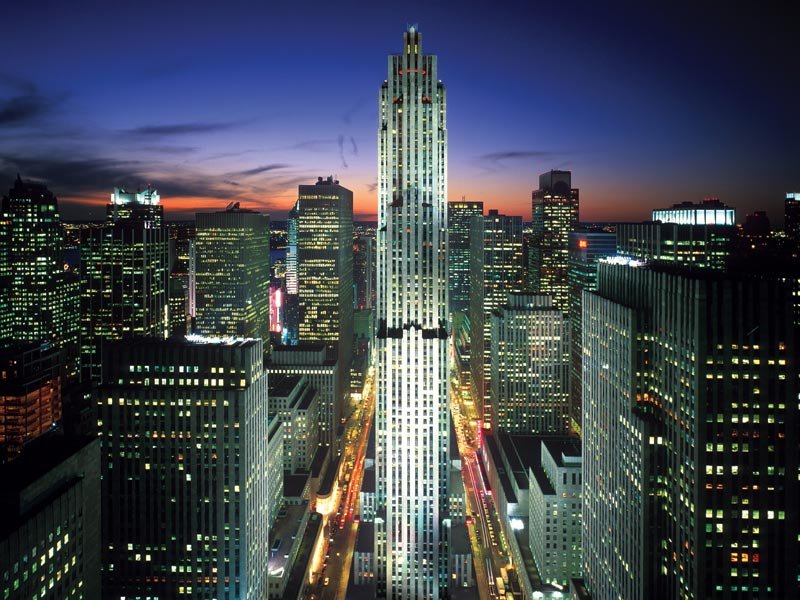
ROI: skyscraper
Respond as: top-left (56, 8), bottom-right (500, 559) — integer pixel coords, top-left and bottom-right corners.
top-left (785, 192), bottom-right (800, 244)
top-left (98, 336), bottom-right (271, 600)
top-left (447, 200), bottom-right (483, 315)
top-left (195, 204), bottom-right (270, 342)
top-left (582, 258), bottom-right (799, 599)
top-left (0, 176), bottom-right (79, 379)
top-left (530, 170), bottom-right (579, 314)
top-left (283, 206), bottom-right (299, 345)
top-left (566, 230), bottom-right (615, 435)
top-left (489, 293), bottom-right (569, 434)
top-left (469, 210), bottom-right (523, 427)
top-left (354, 234), bottom-right (376, 310)
top-left (375, 27), bottom-right (450, 598)
top-left (295, 176), bottom-right (353, 416)
top-left (80, 186), bottom-right (169, 382)
top-left (167, 222), bottom-right (195, 336)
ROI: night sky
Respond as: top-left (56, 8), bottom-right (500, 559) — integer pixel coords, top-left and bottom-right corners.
top-left (0, 0), bottom-right (797, 223)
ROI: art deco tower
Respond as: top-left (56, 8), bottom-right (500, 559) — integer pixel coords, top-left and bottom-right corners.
top-left (374, 27), bottom-right (450, 599)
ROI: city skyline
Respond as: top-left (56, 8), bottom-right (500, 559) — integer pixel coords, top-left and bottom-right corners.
top-left (0, 2), bottom-right (797, 223)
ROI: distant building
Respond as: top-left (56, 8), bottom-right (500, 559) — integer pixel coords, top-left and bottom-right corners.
top-left (80, 187), bottom-right (168, 381)
top-left (353, 235), bottom-right (376, 310)
top-left (490, 293), bottom-right (569, 434)
top-left (0, 433), bottom-right (101, 600)
top-left (295, 176), bottom-right (353, 411)
top-left (469, 210), bottom-right (524, 427)
top-left (785, 192), bottom-right (800, 243)
top-left (530, 170), bottom-right (579, 314)
top-left (167, 222), bottom-right (195, 336)
top-left (0, 343), bottom-right (61, 461)
top-left (651, 198), bottom-right (735, 226)
top-left (582, 259), bottom-right (799, 599)
top-left (448, 200), bottom-right (483, 314)
top-left (567, 231), bottom-right (615, 434)
top-left (283, 206), bottom-right (299, 345)
top-left (742, 210), bottom-right (771, 239)
top-left (0, 176), bottom-right (79, 379)
top-left (268, 343), bottom-right (339, 450)
top-left (529, 438), bottom-right (582, 588)
top-left (268, 374), bottom-right (319, 473)
top-left (195, 204), bottom-right (271, 342)
top-left (98, 336), bottom-right (272, 600)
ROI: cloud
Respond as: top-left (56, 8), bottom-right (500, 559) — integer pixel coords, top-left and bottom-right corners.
top-left (366, 179), bottom-right (378, 193)
top-left (0, 75), bottom-right (60, 127)
top-left (480, 150), bottom-right (566, 162)
top-left (290, 139), bottom-right (338, 152)
top-left (141, 145), bottom-right (198, 155)
top-left (228, 163), bottom-right (289, 178)
top-left (350, 136), bottom-right (358, 155)
top-left (0, 155), bottom-right (147, 195)
top-left (342, 99), bottom-right (367, 124)
top-left (124, 121), bottom-right (238, 136)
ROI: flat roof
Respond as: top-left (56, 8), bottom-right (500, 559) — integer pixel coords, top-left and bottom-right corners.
top-left (284, 472), bottom-right (310, 499)
top-left (355, 521), bottom-right (374, 553)
top-left (267, 502), bottom-right (307, 577)
top-left (361, 467), bottom-right (375, 493)
top-left (484, 433), bottom-right (517, 503)
top-left (450, 522), bottom-right (471, 554)
top-left (269, 373), bottom-right (303, 398)
top-left (297, 385), bottom-right (317, 411)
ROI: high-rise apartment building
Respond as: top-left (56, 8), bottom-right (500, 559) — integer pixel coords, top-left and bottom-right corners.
top-left (447, 200), bottom-right (483, 315)
top-left (80, 187), bottom-right (168, 381)
top-left (489, 293), bottom-right (569, 434)
top-left (0, 176), bottom-right (79, 378)
top-left (530, 170), bottom-right (579, 314)
top-left (785, 192), bottom-right (800, 243)
top-left (374, 27), bottom-right (451, 598)
top-left (195, 204), bottom-right (270, 342)
top-left (469, 210), bottom-right (523, 427)
top-left (566, 230), bottom-right (615, 435)
top-left (295, 176), bottom-right (353, 412)
top-left (98, 336), bottom-right (272, 600)
top-left (582, 259), bottom-right (799, 599)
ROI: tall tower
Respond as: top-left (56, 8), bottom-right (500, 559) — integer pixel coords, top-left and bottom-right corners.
top-left (447, 200), bottom-right (483, 315)
top-left (375, 27), bottom-right (450, 599)
top-left (530, 170), bottom-right (579, 314)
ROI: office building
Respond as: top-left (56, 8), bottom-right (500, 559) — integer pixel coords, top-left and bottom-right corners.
top-left (530, 170), bottom-right (579, 314)
top-left (0, 176), bottom-right (79, 378)
top-left (582, 258), bottom-right (799, 599)
top-left (295, 176), bottom-right (353, 410)
top-left (167, 222), bottom-right (195, 336)
top-left (652, 198), bottom-right (735, 226)
top-left (375, 27), bottom-right (451, 598)
top-left (267, 415), bottom-right (285, 530)
top-left (529, 438), bottom-right (582, 588)
top-left (98, 336), bottom-right (271, 599)
top-left (80, 187), bottom-right (168, 381)
top-left (268, 374), bottom-right (319, 473)
top-left (0, 433), bottom-right (101, 600)
top-left (448, 200), bottom-right (483, 315)
top-left (354, 235), bottom-right (376, 310)
top-left (195, 204), bottom-right (270, 342)
top-left (490, 293), bottom-right (569, 434)
top-left (469, 210), bottom-right (524, 427)
top-left (567, 231), bottom-right (615, 434)
top-left (0, 343), bottom-right (61, 461)
top-left (786, 192), bottom-right (800, 243)
top-left (268, 343), bottom-right (338, 449)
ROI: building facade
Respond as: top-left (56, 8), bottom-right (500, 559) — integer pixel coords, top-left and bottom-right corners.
top-left (375, 27), bottom-right (451, 599)
top-left (268, 374), bottom-right (319, 473)
top-left (785, 192), bottom-right (800, 243)
top-left (469, 210), bottom-right (524, 427)
top-left (195, 205), bottom-right (270, 342)
top-left (80, 187), bottom-right (168, 382)
top-left (567, 230), bottom-right (615, 435)
top-left (582, 259), bottom-right (799, 599)
top-left (530, 170), bottom-right (579, 315)
top-left (490, 293), bottom-right (569, 434)
top-left (447, 200), bottom-right (483, 315)
top-left (98, 336), bottom-right (271, 600)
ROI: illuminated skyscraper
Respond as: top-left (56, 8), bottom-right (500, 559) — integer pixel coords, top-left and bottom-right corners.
top-left (566, 230), bottom-right (615, 435)
top-left (469, 210), bottom-right (523, 427)
top-left (283, 206), bottom-right (299, 345)
top-left (447, 200), bottom-right (483, 315)
top-left (375, 27), bottom-right (450, 598)
top-left (80, 187), bottom-right (168, 382)
top-left (354, 235), bottom-right (376, 310)
top-left (0, 176), bottom-right (79, 379)
top-left (784, 192), bottom-right (800, 244)
top-left (295, 176), bottom-right (353, 419)
top-left (98, 336), bottom-right (271, 600)
top-left (530, 170), bottom-right (579, 314)
top-left (582, 259), bottom-right (799, 599)
top-left (489, 293), bottom-right (569, 434)
top-left (195, 204), bottom-right (270, 342)
top-left (167, 222), bottom-right (195, 336)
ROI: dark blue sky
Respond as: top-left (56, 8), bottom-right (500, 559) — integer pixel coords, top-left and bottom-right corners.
top-left (0, 0), bottom-right (797, 222)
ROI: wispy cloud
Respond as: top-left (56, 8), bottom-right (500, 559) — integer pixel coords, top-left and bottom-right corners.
top-left (227, 163), bottom-right (289, 178)
top-left (337, 134), bottom-right (348, 169)
top-left (124, 121), bottom-right (239, 136)
top-left (350, 136), bottom-right (358, 156)
top-left (342, 99), bottom-right (367, 124)
top-left (0, 75), bottom-right (61, 127)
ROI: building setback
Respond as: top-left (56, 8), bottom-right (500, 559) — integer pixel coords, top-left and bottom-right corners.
top-left (530, 170), bottom-right (579, 315)
top-left (98, 336), bottom-right (272, 600)
top-left (80, 187), bottom-right (168, 382)
top-left (195, 204), bottom-right (270, 342)
top-left (490, 293), bottom-right (569, 434)
top-left (374, 27), bottom-right (451, 599)
top-left (582, 259), bottom-right (799, 599)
